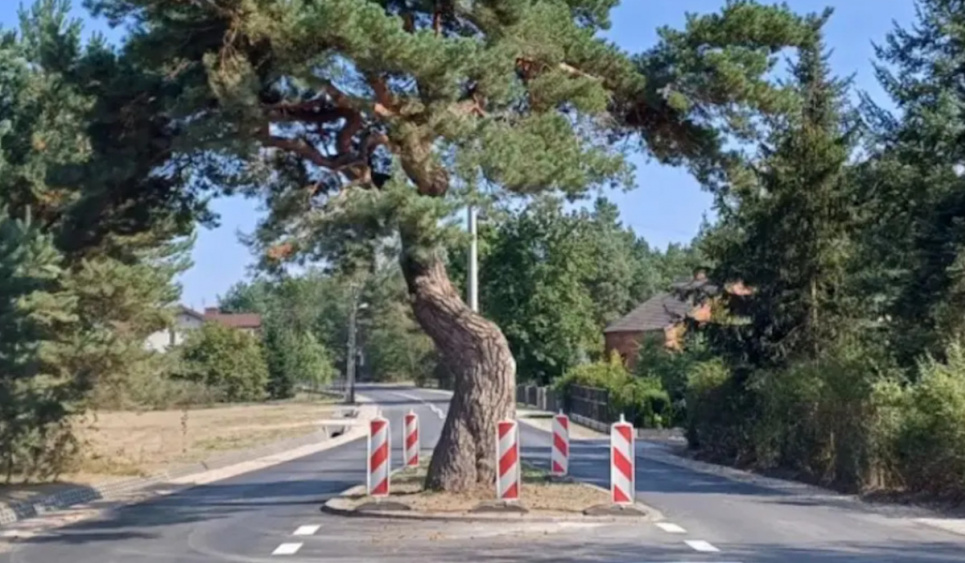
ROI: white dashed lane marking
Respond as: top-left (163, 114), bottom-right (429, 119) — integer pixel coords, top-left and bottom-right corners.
top-left (656, 522), bottom-right (687, 533)
top-left (272, 543), bottom-right (303, 555)
top-left (293, 525), bottom-right (320, 536)
top-left (685, 540), bottom-right (721, 552)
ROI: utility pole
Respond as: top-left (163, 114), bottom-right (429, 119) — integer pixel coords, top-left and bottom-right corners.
top-left (345, 288), bottom-right (359, 405)
top-left (467, 204), bottom-right (479, 313)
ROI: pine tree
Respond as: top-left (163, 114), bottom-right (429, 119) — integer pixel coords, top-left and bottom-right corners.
top-left (82, 0), bottom-right (816, 490)
top-left (0, 209), bottom-right (79, 481)
top-left (67, 231), bottom-right (194, 405)
top-left (0, 0), bottom-right (197, 409)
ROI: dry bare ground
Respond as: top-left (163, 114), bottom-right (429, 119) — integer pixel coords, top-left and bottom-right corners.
top-left (0, 395), bottom-right (336, 504)
top-left (344, 460), bottom-right (609, 513)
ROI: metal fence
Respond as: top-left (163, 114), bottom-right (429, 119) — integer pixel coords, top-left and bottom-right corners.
top-left (516, 383), bottom-right (610, 432)
top-left (300, 377), bottom-right (348, 397)
top-left (515, 384), bottom-right (563, 413)
top-left (567, 384), bottom-right (612, 423)
top-left (516, 382), bottom-right (686, 439)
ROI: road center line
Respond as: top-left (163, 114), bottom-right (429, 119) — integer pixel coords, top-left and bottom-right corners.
top-left (272, 543), bottom-right (303, 555)
top-left (292, 525), bottom-right (320, 536)
top-left (684, 540), bottom-right (720, 552)
top-left (656, 522), bottom-right (687, 533)
top-left (393, 391), bottom-right (446, 420)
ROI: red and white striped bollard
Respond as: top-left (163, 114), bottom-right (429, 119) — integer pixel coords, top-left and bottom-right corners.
top-left (404, 410), bottom-right (419, 468)
top-left (610, 414), bottom-right (634, 505)
top-left (551, 412), bottom-right (569, 476)
top-left (496, 419), bottom-right (520, 501)
top-left (367, 413), bottom-right (390, 497)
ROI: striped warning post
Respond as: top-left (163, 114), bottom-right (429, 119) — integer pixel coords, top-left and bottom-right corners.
top-left (610, 414), bottom-right (635, 505)
top-left (551, 412), bottom-right (569, 476)
top-left (404, 410), bottom-right (419, 468)
top-left (367, 414), bottom-right (390, 497)
top-left (496, 419), bottom-right (520, 501)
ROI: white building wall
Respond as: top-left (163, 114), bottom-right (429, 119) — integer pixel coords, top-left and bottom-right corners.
top-left (144, 312), bottom-right (204, 353)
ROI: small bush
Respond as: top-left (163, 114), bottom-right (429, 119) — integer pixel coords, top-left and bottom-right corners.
top-left (87, 350), bottom-right (226, 410)
top-left (265, 326), bottom-right (334, 399)
top-left (637, 332), bottom-right (714, 426)
top-left (683, 357), bottom-right (754, 461)
top-left (895, 341), bottom-right (965, 499)
top-left (178, 323), bottom-right (269, 402)
top-left (557, 352), bottom-right (671, 428)
top-left (742, 339), bottom-right (902, 491)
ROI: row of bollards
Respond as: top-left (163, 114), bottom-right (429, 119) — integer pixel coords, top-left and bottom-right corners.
top-left (365, 410), bottom-right (636, 507)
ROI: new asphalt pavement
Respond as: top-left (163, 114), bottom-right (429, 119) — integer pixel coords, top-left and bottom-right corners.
top-left (1, 383), bottom-right (964, 562)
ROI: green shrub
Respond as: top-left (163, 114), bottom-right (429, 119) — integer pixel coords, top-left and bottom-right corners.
top-left (637, 332), bottom-right (714, 426)
top-left (179, 323), bottom-right (269, 402)
top-left (896, 341), bottom-right (965, 499)
top-left (89, 351), bottom-right (226, 410)
top-left (683, 357), bottom-right (754, 461)
top-left (557, 352), bottom-right (671, 428)
top-left (265, 326), bottom-right (334, 399)
top-left (748, 340), bottom-right (901, 491)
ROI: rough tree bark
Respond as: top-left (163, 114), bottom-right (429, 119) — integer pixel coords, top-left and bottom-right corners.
top-left (400, 232), bottom-right (516, 492)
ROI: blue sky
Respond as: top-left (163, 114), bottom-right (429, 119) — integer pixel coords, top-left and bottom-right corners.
top-left (0, 1), bottom-right (917, 310)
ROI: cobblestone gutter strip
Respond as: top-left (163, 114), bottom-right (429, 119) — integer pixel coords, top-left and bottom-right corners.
top-left (0, 403), bottom-right (370, 527)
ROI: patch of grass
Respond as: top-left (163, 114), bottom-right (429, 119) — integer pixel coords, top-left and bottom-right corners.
top-left (67, 398), bottom-right (336, 480)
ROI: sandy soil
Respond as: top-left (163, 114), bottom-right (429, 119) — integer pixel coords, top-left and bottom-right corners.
top-left (345, 460), bottom-right (609, 513)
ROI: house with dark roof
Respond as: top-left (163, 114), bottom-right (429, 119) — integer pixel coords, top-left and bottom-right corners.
top-left (203, 307), bottom-right (263, 335)
top-left (144, 305), bottom-right (263, 353)
top-left (604, 269), bottom-right (723, 370)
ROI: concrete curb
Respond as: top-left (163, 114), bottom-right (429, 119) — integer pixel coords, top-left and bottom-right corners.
top-left (321, 449), bottom-right (659, 524)
top-left (0, 398), bottom-right (377, 529)
top-left (321, 483), bottom-right (657, 523)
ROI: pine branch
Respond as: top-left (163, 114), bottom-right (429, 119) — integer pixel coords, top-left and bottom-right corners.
top-left (367, 74), bottom-right (400, 117)
top-left (262, 133), bottom-right (338, 168)
top-left (264, 100), bottom-right (356, 125)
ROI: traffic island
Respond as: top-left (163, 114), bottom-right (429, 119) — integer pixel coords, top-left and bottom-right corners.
top-left (322, 459), bottom-right (657, 522)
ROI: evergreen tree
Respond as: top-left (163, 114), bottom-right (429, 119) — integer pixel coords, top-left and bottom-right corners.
top-left (0, 209), bottom-right (80, 481)
top-left (0, 0), bottom-right (196, 409)
top-left (857, 0), bottom-right (965, 367)
top-left (69, 232), bottom-right (194, 406)
top-left (82, 0), bottom-right (816, 490)
top-left (704, 12), bottom-right (857, 370)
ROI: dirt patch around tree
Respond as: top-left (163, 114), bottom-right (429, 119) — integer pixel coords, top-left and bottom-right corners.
top-left (334, 459), bottom-right (613, 516)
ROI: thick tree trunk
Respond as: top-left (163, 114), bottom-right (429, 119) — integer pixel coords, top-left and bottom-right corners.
top-left (400, 236), bottom-right (516, 492)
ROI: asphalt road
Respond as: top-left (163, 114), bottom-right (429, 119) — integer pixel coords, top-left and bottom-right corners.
top-left (2, 384), bottom-right (964, 562)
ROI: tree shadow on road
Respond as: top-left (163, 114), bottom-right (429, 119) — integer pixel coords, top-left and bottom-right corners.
top-left (6, 467), bottom-right (360, 548)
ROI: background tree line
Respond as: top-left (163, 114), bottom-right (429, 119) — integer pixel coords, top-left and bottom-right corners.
top-left (218, 196), bottom-right (702, 393)
top-left (612, 1), bottom-right (965, 502)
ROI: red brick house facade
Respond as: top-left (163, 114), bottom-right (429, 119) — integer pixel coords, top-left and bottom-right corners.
top-left (603, 269), bottom-right (747, 370)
